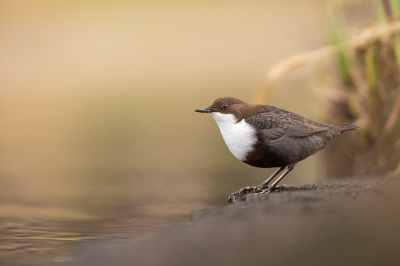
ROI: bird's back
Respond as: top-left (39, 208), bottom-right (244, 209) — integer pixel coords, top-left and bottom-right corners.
top-left (243, 105), bottom-right (358, 168)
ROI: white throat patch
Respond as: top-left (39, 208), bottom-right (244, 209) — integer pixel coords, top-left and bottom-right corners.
top-left (211, 112), bottom-right (257, 161)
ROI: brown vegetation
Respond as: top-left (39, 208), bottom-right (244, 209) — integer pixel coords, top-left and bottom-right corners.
top-left (255, 1), bottom-right (400, 177)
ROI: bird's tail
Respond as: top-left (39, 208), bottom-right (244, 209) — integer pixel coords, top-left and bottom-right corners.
top-left (333, 124), bottom-right (359, 133)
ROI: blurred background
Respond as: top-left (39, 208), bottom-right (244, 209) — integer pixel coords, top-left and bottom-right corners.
top-left (1, 0), bottom-right (399, 263)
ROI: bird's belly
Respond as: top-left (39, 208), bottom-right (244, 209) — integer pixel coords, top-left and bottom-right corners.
top-left (245, 135), bottom-right (329, 168)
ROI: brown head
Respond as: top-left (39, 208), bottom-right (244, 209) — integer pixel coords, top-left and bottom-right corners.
top-left (195, 96), bottom-right (254, 121)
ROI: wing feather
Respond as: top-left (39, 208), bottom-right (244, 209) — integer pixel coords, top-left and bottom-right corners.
top-left (245, 111), bottom-right (329, 141)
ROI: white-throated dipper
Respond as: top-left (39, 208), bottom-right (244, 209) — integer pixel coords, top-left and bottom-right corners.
top-left (195, 96), bottom-right (359, 202)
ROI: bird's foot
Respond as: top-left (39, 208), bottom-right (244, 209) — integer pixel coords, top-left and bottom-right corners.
top-left (238, 185), bottom-right (264, 194)
top-left (228, 184), bottom-right (290, 203)
top-left (228, 185), bottom-right (262, 203)
top-left (260, 184), bottom-right (289, 194)
top-left (260, 187), bottom-right (272, 194)
top-left (228, 185), bottom-right (269, 203)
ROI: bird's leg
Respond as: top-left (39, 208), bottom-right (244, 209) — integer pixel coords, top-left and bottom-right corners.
top-left (237, 167), bottom-right (285, 195)
top-left (228, 166), bottom-right (294, 203)
top-left (259, 167), bottom-right (285, 189)
top-left (261, 165), bottom-right (295, 194)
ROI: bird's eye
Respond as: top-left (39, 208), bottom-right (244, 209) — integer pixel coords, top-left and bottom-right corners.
top-left (222, 104), bottom-right (228, 109)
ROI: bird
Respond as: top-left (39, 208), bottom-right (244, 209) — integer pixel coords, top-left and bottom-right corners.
top-left (195, 96), bottom-right (359, 202)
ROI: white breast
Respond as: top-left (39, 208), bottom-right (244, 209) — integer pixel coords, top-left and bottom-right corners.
top-left (211, 112), bottom-right (257, 161)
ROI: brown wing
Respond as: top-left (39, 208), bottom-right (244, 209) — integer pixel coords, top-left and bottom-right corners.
top-left (245, 112), bottom-right (329, 141)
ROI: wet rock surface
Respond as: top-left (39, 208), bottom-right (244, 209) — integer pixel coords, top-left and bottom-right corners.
top-left (20, 175), bottom-right (400, 266)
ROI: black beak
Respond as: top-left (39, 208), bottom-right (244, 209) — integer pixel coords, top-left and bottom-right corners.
top-left (195, 108), bottom-right (211, 113)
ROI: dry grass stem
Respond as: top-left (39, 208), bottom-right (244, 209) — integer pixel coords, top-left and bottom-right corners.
top-left (254, 22), bottom-right (400, 104)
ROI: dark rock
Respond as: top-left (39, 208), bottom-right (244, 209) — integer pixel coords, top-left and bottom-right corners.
top-left (45, 175), bottom-right (400, 266)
